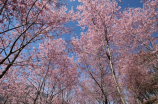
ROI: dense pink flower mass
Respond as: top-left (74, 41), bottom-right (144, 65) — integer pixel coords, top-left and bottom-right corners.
top-left (0, 0), bottom-right (157, 103)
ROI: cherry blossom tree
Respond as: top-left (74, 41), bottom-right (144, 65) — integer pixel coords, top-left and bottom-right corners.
top-left (0, 0), bottom-right (79, 103)
top-left (0, 38), bottom-right (78, 103)
top-left (71, 0), bottom-right (157, 103)
top-left (112, 0), bottom-right (158, 103)
top-left (71, 0), bottom-right (127, 103)
top-left (0, 0), bottom-right (72, 79)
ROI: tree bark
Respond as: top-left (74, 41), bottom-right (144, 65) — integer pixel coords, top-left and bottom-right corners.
top-left (103, 28), bottom-right (126, 104)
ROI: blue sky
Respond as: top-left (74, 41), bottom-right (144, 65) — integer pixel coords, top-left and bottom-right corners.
top-left (67, 0), bottom-right (143, 10)
top-left (119, 0), bottom-right (143, 8)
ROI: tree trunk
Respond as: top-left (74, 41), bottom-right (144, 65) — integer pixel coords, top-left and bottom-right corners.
top-left (104, 28), bottom-right (126, 104)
